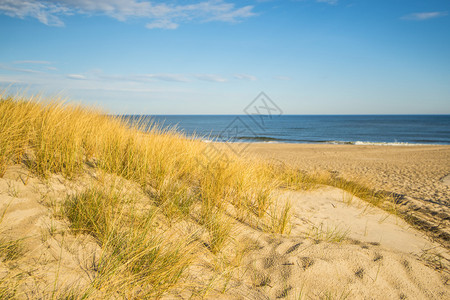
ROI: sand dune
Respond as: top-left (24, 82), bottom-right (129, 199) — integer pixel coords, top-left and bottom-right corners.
top-left (245, 143), bottom-right (450, 248)
top-left (223, 187), bottom-right (449, 299)
top-left (1, 164), bottom-right (448, 299)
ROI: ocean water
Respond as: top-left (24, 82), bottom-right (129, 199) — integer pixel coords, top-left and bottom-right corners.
top-left (123, 115), bottom-right (450, 145)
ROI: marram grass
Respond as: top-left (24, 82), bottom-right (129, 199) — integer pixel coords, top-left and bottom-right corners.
top-left (0, 93), bottom-right (398, 298)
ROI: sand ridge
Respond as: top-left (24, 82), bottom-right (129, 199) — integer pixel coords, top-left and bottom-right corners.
top-left (1, 164), bottom-right (449, 299)
top-left (244, 143), bottom-right (450, 248)
top-left (227, 187), bottom-right (449, 299)
top-left (285, 187), bottom-right (446, 257)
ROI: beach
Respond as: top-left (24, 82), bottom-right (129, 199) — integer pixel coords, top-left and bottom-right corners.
top-left (3, 0), bottom-right (450, 296)
top-left (245, 143), bottom-right (450, 246)
top-left (1, 98), bottom-right (450, 298)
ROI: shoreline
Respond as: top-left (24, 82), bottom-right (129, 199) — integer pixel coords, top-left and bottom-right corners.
top-left (202, 139), bottom-right (450, 147)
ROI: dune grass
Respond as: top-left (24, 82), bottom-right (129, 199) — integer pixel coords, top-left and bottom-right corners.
top-left (307, 223), bottom-right (350, 243)
top-left (0, 273), bottom-right (21, 300)
top-left (0, 238), bottom-right (24, 262)
top-left (0, 93), bottom-right (400, 298)
top-left (62, 187), bottom-right (193, 298)
top-left (0, 93), bottom-right (299, 297)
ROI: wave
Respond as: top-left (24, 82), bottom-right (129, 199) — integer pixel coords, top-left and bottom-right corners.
top-left (352, 141), bottom-right (433, 146)
top-left (200, 136), bottom-right (441, 146)
top-left (327, 140), bottom-right (439, 146)
top-left (234, 136), bottom-right (280, 142)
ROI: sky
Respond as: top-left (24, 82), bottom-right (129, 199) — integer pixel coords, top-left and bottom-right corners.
top-left (0, 0), bottom-right (449, 114)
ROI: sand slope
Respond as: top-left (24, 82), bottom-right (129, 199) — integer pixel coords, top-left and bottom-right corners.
top-left (244, 144), bottom-right (450, 248)
top-left (286, 187), bottom-right (446, 257)
top-left (0, 166), bottom-right (99, 298)
top-left (1, 165), bottom-right (449, 299)
top-left (228, 188), bottom-right (449, 299)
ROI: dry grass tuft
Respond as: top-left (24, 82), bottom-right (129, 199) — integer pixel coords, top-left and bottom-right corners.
top-left (62, 187), bottom-right (193, 297)
top-left (307, 223), bottom-right (350, 243)
top-left (0, 238), bottom-right (24, 262)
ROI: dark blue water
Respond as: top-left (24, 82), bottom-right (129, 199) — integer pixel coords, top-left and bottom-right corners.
top-left (123, 115), bottom-right (450, 145)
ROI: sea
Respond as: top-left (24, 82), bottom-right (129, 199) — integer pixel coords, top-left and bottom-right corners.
top-left (123, 115), bottom-right (450, 146)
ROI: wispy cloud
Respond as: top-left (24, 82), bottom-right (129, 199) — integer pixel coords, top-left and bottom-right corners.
top-left (146, 19), bottom-right (179, 30)
top-left (0, 63), bottom-right (43, 74)
top-left (141, 74), bottom-right (190, 82)
top-left (0, 0), bottom-right (256, 29)
top-left (0, 76), bottom-right (25, 84)
top-left (1, 61), bottom-right (55, 73)
top-left (65, 70), bottom-right (229, 83)
top-left (0, 0), bottom-right (69, 26)
top-left (1, 66), bottom-right (234, 98)
top-left (13, 60), bottom-right (52, 65)
top-left (95, 73), bottom-right (189, 83)
top-left (233, 73), bottom-right (257, 81)
top-left (66, 74), bottom-right (86, 80)
top-left (401, 11), bottom-right (448, 21)
top-left (194, 74), bottom-right (227, 82)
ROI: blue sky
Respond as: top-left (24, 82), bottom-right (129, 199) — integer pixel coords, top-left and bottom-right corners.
top-left (0, 0), bottom-right (449, 114)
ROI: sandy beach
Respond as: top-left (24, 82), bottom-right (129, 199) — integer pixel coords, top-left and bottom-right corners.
top-left (245, 143), bottom-right (450, 247)
top-left (1, 98), bottom-right (449, 298)
top-left (1, 164), bottom-right (449, 299)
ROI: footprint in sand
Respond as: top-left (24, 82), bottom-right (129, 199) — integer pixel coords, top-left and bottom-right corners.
top-left (373, 252), bottom-right (383, 262)
top-left (285, 242), bottom-right (302, 254)
top-left (354, 267), bottom-right (365, 279)
top-left (300, 256), bottom-right (315, 270)
top-left (276, 286), bottom-right (292, 298)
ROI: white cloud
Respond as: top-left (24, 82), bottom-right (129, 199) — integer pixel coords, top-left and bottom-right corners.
top-left (72, 70), bottom-right (227, 83)
top-left (96, 73), bottom-right (189, 82)
top-left (401, 11), bottom-right (448, 21)
top-left (0, 0), bottom-right (256, 29)
top-left (67, 74), bottom-right (86, 80)
top-left (194, 74), bottom-right (227, 82)
top-left (13, 60), bottom-right (52, 64)
top-left (233, 73), bottom-right (257, 81)
top-left (146, 19), bottom-right (179, 30)
top-left (1, 71), bottom-right (160, 92)
top-left (141, 73), bottom-right (189, 82)
top-left (0, 63), bottom-right (43, 73)
top-left (0, 0), bottom-right (69, 26)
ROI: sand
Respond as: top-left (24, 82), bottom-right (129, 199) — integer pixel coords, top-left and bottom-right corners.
top-left (0, 166), bottom-right (100, 298)
top-left (233, 187), bottom-right (449, 299)
top-left (244, 144), bottom-right (450, 205)
top-left (243, 143), bottom-right (450, 247)
top-left (1, 149), bottom-right (449, 298)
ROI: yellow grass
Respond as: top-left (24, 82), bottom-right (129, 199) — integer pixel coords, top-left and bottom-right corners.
top-left (0, 93), bottom-right (298, 297)
top-left (0, 93), bottom-right (399, 298)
